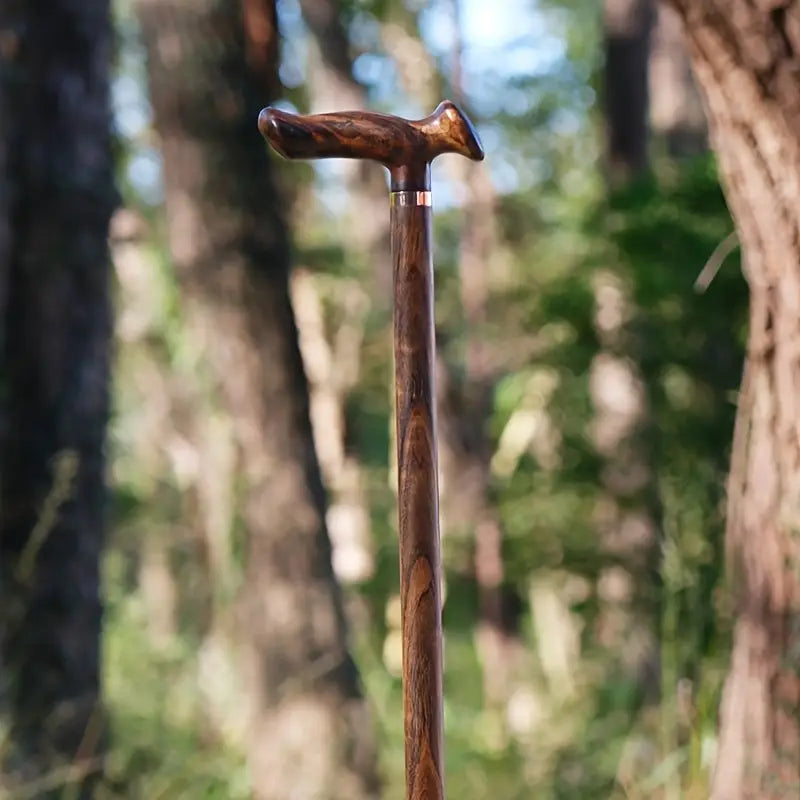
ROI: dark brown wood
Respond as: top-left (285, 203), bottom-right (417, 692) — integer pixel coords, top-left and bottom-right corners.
top-left (259, 100), bottom-right (483, 800)
top-left (258, 100), bottom-right (483, 189)
top-left (392, 200), bottom-right (444, 798)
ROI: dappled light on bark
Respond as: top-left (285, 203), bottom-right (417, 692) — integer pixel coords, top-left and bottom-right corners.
top-left (668, 1), bottom-right (800, 796)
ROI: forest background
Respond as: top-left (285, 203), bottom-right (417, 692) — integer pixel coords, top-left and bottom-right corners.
top-left (2, 0), bottom-right (791, 798)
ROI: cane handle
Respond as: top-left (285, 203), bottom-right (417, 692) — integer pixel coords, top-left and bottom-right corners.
top-left (258, 100), bottom-right (484, 190)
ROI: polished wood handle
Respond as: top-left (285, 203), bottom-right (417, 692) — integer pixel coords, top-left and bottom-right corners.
top-left (258, 100), bottom-right (484, 190)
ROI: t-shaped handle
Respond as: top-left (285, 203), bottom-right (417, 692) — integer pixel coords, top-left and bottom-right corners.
top-left (258, 100), bottom-right (484, 190)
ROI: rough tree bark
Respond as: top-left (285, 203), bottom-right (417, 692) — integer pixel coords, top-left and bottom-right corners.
top-left (666, 3), bottom-right (800, 798)
top-left (135, 1), bottom-right (379, 797)
top-left (604, 0), bottom-right (655, 181)
top-left (0, 0), bottom-right (115, 794)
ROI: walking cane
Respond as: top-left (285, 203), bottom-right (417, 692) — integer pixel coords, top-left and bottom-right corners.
top-left (258, 101), bottom-right (484, 799)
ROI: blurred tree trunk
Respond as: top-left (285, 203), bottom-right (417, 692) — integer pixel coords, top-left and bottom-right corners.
top-left (298, 0), bottom-right (362, 110)
top-left (0, 22), bottom-right (9, 343)
top-left (135, 1), bottom-right (379, 797)
top-left (0, 0), bottom-right (114, 794)
top-left (298, 0), bottom-right (391, 291)
top-left (666, 3), bottom-right (800, 797)
top-left (295, 0), bottom-right (383, 588)
top-left (604, 0), bottom-right (654, 181)
top-left (597, 0), bottom-right (662, 701)
top-left (443, 0), bottom-right (521, 713)
top-left (649, 3), bottom-right (706, 156)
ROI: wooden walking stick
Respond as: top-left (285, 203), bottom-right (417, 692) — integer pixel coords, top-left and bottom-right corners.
top-left (258, 101), bottom-right (484, 798)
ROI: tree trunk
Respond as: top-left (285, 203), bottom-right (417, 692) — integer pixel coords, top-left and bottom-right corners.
top-left (442, 0), bottom-right (521, 713)
top-left (649, 2), bottom-right (707, 156)
top-left (135, 1), bottom-right (379, 797)
top-left (598, 0), bottom-right (662, 702)
top-left (604, 0), bottom-right (655, 181)
top-left (295, 0), bottom-right (387, 589)
top-left (666, 3), bottom-right (800, 797)
top-left (0, 18), bottom-right (9, 344)
top-left (298, 0), bottom-right (392, 293)
top-left (0, 0), bottom-right (114, 794)
top-left (298, 0), bottom-right (363, 110)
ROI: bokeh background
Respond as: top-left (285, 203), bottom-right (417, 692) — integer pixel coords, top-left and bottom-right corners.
top-left (2, 0), bottom-right (750, 797)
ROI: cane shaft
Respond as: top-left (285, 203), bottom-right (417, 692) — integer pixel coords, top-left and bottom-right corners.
top-left (392, 197), bottom-right (444, 800)
top-left (258, 99), bottom-right (483, 800)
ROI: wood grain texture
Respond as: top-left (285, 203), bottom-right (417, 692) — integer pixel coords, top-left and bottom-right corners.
top-left (392, 201), bottom-right (444, 800)
top-left (258, 98), bottom-right (484, 799)
top-left (258, 100), bottom-right (483, 189)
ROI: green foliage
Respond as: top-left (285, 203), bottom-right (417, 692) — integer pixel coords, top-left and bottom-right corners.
top-left (102, 574), bottom-right (251, 800)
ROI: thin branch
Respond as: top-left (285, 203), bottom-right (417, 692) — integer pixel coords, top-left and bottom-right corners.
top-left (694, 230), bottom-right (739, 292)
